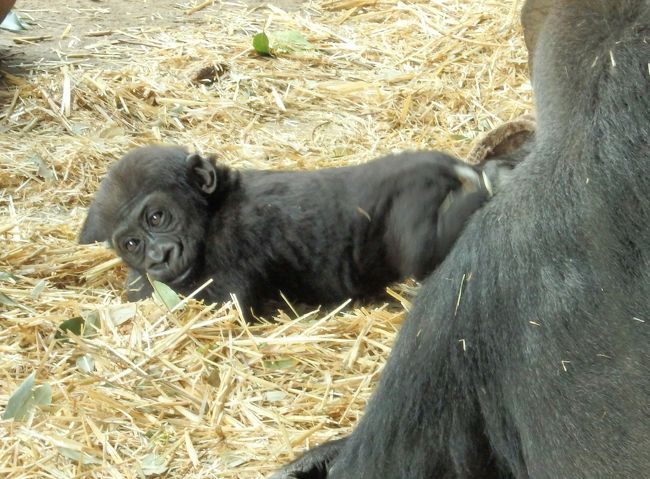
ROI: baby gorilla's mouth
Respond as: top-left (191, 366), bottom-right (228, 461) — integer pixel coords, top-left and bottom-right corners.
top-left (146, 241), bottom-right (192, 285)
top-left (147, 263), bottom-right (193, 285)
top-left (168, 265), bottom-right (193, 285)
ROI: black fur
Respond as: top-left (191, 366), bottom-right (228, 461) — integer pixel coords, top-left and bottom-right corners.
top-left (272, 439), bottom-right (348, 479)
top-left (270, 1), bottom-right (650, 477)
top-left (80, 146), bottom-right (506, 320)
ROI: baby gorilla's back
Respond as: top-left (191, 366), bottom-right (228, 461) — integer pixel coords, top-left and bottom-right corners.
top-left (230, 151), bottom-right (489, 310)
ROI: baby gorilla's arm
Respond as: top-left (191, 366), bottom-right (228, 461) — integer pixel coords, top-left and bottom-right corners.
top-left (125, 269), bottom-right (153, 301)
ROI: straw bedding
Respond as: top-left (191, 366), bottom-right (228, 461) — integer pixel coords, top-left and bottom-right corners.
top-left (0, 1), bottom-right (531, 477)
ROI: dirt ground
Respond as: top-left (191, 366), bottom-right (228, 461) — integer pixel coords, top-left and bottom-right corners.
top-left (2, 0), bottom-right (306, 69)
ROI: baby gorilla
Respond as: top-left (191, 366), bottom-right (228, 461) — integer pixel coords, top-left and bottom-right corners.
top-left (79, 145), bottom-right (502, 320)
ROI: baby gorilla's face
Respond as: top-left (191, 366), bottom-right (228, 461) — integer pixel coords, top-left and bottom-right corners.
top-left (111, 191), bottom-right (203, 285)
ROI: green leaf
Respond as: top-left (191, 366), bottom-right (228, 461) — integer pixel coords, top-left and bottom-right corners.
top-left (30, 155), bottom-right (55, 181)
top-left (107, 303), bottom-right (137, 326)
top-left (0, 12), bottom-right (29, 32)
top-left (141, 453), bottom-right (168, 476)
top-left (76, 354), bottom-right (95, 373)
top-left (56, 312), bottom-right (100, 340)
top-left (31, 279), bottom-right (47, 299)
top-left (333, 146), bottom-right (354, 158)
top-left (252, 32), bottom-right (270, 55)
top-left (262, 358), bottom-right (298, 370)
top-left (33, 384), bottom-right (52, 407)
top-left (222, 453), bottom-right (247, 468)
top-left (0, 271), bottom-right (18, 282)
top-left (268, 30), bottom-right (313, 54)
top-left (264, 390), bottom-right (287, 402)
top-left (3, 373), bottom-right (51, 421)
top-left (82, 311), bottom-right (101, 336)
top-left (58, 447), bottom-right (102, 465)
top-left (3, 372), bottom-right (36, 420)
top-left (0, 292), bottom-right (19, 307)
top-left (0, 291), bottom-right (34, 314)
top-left (56, 316), bottom-right (84, 339)
top-left (150, 279), bottom-right (181, 311)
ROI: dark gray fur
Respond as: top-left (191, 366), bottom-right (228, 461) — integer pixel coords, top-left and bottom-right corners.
top-left (270, 0), bottom-right (650, 477)
top-left (79, 146), bottom-right (506, 320)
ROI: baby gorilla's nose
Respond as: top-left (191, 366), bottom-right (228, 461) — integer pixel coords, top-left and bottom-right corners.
top-left (145, 241), bottom-right (176, 271)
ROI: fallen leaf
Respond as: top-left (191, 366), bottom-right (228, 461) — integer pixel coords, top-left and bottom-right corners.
top-left (253, 30), bottom-right (314, 56)
top-left (58, 447), bottom-right (102, 465)
top-left (0, 292), bottom-right (19, 307)
top-left (264, 390), bottom-right (287, 402)
top-left (252, 32), bottom-right (270, 55)
top-left (3, 372), bottom-right (36, 420)
top-left (268, 30), bottom-right (313, 54)
top-left (3, 372), bottom-right (51, 421)
top-left (262, 358), bottom-right (298, 369)
top-left (0, 12), bottom-right (28, 32)
top-left (149, 278), bottom-right (181, 311)
top-left (141, 453), bottom-right (167, 476)
top-left (107, 303), bottom-right (137, 326)
top-left (76, 355), bottom-right (95, 373)
top-left (55, 317), bottom-right (84, 338)
top-left (31, 279), bottom-right (47, 299)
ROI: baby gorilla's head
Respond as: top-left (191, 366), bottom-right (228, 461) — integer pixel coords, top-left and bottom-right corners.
top-left (79, 145), bottom-right (219, 285)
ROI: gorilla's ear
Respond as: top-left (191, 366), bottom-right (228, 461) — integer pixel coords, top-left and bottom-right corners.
top-left (186, 153), bottom-right (218, 194)
top-left (78, 202), bottom-right (109, 244)
top-left (521, 0), bottom-right (554, 75)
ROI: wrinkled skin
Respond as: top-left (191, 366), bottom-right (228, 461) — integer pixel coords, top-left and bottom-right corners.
top-left (80, 146), bottom-right (514, 320)
top-left (270, 1), bottom-right (650, 477)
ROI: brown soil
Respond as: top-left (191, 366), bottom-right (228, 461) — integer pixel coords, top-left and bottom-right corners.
top-left (2, 0), bottom-right (305, 70)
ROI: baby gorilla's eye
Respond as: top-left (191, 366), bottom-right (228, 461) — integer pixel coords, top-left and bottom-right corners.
top-left (124, 238), bottom-right (140, 252)
top-left (148, 211), bottom-right (164, 227)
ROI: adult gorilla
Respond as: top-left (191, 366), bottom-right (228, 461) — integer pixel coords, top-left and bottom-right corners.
top-left (270, 0), bottom-right (650, 477)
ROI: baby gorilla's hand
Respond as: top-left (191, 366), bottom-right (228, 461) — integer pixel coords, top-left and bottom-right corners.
top-left (269, 438), bottom-right (347, 479)
top-left (435, 165), bottom-right (493, 262)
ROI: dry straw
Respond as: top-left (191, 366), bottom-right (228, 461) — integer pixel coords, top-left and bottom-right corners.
top-left (0, 0), bottom-right (531, 477)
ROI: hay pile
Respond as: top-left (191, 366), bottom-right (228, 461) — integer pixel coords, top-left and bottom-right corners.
top-left (0, 0), bottom-right (531, 477)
